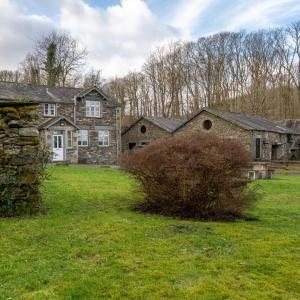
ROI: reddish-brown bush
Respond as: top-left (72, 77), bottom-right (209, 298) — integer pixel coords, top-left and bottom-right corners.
top-left (121, 133), bottom-right (260, 220)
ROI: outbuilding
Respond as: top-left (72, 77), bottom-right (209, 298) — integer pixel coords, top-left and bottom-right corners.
top-left (174, 108), bottom-right (299, 161)
top-left (122, 116), bottom-right (185, 152)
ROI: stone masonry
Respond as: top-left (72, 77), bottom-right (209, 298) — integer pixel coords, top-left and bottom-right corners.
top-left (0, 83), bottom-right (121, 165)
top-left (174, 110), bottom-right (294, 161)
top-left (0, 101), bottom-right (43, 216)
top-left (122, 118), bottom-right (173, 152)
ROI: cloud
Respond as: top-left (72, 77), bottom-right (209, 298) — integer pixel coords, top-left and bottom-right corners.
top-left (0, 0), bottom-right (181, 78)
top-left (58, 0), bottom-right (181, 78)
top-left (225, 0), bottom-right (300, 31)
top-left (0, 0), bottom-right (54, 70)
top-left (170, 0), bottom-right (215, 38)
top-left (1, 0), bottom-right (300, 79)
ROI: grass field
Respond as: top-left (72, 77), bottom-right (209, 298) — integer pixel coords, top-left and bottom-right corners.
top-left (0, 166), bottom-right (300, 299)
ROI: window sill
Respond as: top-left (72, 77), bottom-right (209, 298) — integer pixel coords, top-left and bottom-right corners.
top-left (85, 115), bottom-right (101, 118)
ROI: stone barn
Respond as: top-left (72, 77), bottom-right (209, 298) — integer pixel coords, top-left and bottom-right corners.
top-left (174, 108), bottom-right (299, 161)
top-left (279, 119), bottom-right (300, 159)
top-left (122, 116), bottom-right (185, 152)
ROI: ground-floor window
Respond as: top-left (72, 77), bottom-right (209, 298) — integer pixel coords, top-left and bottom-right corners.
top-left (129, 143), bottom-right (136, 150)
top-left (67, 131), bottom-right (73, 148)
top-left (255, 138), bottom-right (261, 159)
top-left (78, 130), bottom-right (88, 146)
top-left (99, 130), bottom-right (110, 146)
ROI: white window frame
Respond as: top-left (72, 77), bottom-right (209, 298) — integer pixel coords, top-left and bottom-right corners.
top-left (67, 131), bottom-right (73, 148)
top-left (86, 100), bottom-right (101, 118)
top-left (98, 130), bottom-right (109, 147)
top-left (78, 130), bottom-right (88, 147)
top-left (44, 103), bottom-right (56, 116)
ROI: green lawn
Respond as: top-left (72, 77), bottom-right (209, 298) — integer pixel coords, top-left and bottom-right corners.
top-left (0, 166), bottom-right (300, 300)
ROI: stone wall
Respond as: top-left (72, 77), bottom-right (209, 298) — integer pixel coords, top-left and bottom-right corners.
top-left (175, 110), bottom-right (253, 150)
top-left (174, 111), bottom-right (291, 161)
top-left (0, 102), bottom-right (43, 216)
top-left (76, 92), bottom-right (121, 165)
top-left (37, 91), bottom-right (121, 165)
top-left (122, 118), bottom-right (172, 152)
top-left (37, 102), bottom-right (74, 124)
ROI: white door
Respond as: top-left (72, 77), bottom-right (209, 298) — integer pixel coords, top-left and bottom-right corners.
top-left (53, 134), bottom-right (64, 161)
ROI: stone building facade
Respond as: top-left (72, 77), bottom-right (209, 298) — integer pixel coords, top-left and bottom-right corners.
top-left (0, 82), bottom-right (121, 165)
top-left (174, 109), bottom-right (297, 161)
top-left (122, 116), bottom-right (185, 152)
top-left (0, 101), bottom-right (42, 216)
top-left (123, 108), bottom-right (299, 161)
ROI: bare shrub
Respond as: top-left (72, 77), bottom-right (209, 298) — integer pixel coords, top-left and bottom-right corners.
top-left (122, 133), bottom-right (260, 220)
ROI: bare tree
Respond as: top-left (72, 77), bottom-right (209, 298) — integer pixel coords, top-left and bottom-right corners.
top-left (34, 30), bottom-right (87, 87)
top-left (20, 53), bottom-right (41, 85)
top-left (0, 70), bottom-right (21, 83)
top-left (83, 69), bottom-right (104, 88)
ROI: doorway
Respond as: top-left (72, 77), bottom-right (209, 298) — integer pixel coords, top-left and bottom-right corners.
top-left (53, 134), bottom-right (64, 161)
top-left (128, 142), bottom-right (136, 151)
top-left (271, 145), bottom-right (278, 160)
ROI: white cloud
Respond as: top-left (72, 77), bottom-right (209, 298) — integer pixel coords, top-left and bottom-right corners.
top-left (170, 0), bottom-right (215, 38)
top-left (0, 0), bottom-right (181, 78)
top-left (1, 0), bottom-right (300, 79)
top-left (225, 0), bottom-right (299, 31)
top-left (0, 0), bottom-right (54, 70)
top-left (57, 0), bottom-right (182, 78)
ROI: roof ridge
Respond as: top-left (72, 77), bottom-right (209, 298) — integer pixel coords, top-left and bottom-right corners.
top-left (0, 81), bottom-right (82, 90)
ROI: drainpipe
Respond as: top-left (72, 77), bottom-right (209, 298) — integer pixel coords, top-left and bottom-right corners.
top-left (116, 106), bottom-right (121, 165)
top-left (73, 96), bottom-right (77, 124)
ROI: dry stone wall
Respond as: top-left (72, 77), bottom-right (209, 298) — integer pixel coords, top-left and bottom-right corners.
top-left (0, 102), bottom-right (43, 216)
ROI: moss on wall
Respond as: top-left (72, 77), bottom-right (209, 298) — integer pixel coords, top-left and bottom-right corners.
top-left (0, 103), bottom-right (46, 217)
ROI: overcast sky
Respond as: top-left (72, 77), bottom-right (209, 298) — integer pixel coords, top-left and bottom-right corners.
top-left (1, 0), bottom-right (300, 78)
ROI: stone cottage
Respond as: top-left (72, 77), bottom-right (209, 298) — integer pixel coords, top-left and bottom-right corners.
top-left (0, 82), bottom-right (121, 165)
top-left (122, 116), bottom-right (185, 152)
top-left (123, 108), bottom-right (299, 161)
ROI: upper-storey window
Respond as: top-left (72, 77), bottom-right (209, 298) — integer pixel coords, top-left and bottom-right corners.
top-left (44, 103), bottom-right (56, 116)
top-left (86, 100), bottom-right (100, 117)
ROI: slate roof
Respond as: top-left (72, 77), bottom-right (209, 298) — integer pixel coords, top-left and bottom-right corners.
top-left (0, 81), bottom-right (119, 106)
top-left (38, 116), bottom-right (80, 130)
top-left (174, 108), bottom-right (295, 134)
top-left (122, 116), bottom-right (186, 135)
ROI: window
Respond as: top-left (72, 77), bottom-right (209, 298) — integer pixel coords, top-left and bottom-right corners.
top-left (140, 125), bottom-right (147, 134)
top-left (255, 138), bottom-right (261, 159)
top-left (86, 100), bottom-right (100, 117)
top-left (129, 142), bottom-right (136, 151)
top-left (44, 103), bottom-right (56, 116)
top-left (99, 130), bottom-right (109, 146)
top-left (203, 120), bottom-right (212, 130)
top-left (78, 130), bottom-right (88, 146)
top-left (67, 131), bottom-right (73, 148)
